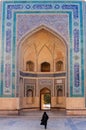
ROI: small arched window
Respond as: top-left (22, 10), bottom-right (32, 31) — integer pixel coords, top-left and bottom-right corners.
top-left (57, 89), bottom-right (63, 96)
top-left (41, 62), bottom-right (50, 72)
top-left (26, 61), bottom-right (34, 71)
top-left (56, 61), bottom-right (63, 71)
top-left (26, 89), bottom-right (33, 97)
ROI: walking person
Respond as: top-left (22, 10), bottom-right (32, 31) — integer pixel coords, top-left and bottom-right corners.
top-left (40, 111), bottom-right (49, 129)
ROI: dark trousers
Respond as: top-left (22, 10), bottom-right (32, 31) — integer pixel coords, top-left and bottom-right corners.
top-left (44, 122), bottom-right (47, 129)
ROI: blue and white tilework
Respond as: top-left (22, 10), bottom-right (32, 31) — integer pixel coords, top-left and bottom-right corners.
top-left (0, 1), bottom-right (85, 97)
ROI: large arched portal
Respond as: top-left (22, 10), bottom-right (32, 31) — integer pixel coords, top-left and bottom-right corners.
top-left (17, 26), bottom-right (68, 110)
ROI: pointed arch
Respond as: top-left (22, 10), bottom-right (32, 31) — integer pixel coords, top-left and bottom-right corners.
top-left (18, 25), bottom-right (68, 50)
top-left (17, 25), bottom-right (68, 110)
top-left (56, 60), bottom-right (64, 71)
top-left (26, 61), bottom-right (34, 71)
top-left (41, 62), bottom-right (50, 72)
top-left (40, 87), bottom-right (51, 94)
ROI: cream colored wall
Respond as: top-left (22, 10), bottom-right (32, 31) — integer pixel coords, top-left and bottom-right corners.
top-left (51, 97), bottom-right (66, 108)
top-left (66, 98), bottom-right (86, 115)
top-left (21, 96), bottom-right (66, 109)
top-left (0, 98), bottom-right (19, 110)
top-left (0, 97), bottom-right (85, 112)
top-left (21, 97), bottom-right (39, 108)
top-left (66, 97), bottom-right (85, 109)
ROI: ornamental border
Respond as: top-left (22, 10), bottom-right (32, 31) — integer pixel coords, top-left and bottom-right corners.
top-left (1, 1), bottom-right (84, 97)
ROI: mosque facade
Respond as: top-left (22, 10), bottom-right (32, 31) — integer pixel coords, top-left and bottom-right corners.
top-left (0, 0), bottom-right (86, 115)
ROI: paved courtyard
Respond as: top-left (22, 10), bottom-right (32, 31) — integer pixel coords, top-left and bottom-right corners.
top-left (0, 116), bottom-right (86, 130)
top-left (0, 111), bottom-right (86, 130)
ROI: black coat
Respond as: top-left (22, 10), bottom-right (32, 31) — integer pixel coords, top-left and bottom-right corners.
top-left (40, 112), bottom-right (49, 125)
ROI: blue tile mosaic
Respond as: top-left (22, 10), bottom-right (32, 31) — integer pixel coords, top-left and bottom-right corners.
top-left (20, 71), bottom-right (66, 77)
top-left (0, 1), bottom-right (84, 97)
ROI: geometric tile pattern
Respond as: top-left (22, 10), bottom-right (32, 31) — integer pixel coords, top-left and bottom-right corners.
top-left (0, 1), bottom-right (84, 97)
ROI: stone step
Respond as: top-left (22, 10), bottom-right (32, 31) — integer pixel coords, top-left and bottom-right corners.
top-left (19, 110), bottom-right (66, 117)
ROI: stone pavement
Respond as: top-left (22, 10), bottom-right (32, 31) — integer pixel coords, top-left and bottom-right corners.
top-left (0, 111), bottom-right (86, 130)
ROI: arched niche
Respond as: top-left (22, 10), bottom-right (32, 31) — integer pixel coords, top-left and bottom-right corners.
top-left (17, 25), bottom-right (67, 72)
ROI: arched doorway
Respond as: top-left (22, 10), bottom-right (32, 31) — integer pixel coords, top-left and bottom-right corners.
top-left (40, 88), bottom-right (51, 110)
